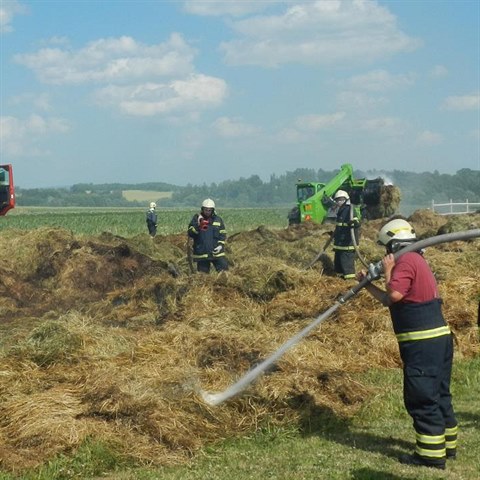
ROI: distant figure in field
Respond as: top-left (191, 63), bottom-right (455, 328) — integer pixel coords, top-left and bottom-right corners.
top-left (187, 198), bottom-right (228, 273)
top-left (146, 202), bottom-right (158, 238)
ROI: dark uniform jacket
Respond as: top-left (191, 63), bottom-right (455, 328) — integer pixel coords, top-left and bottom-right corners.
top-left (188, 213), bottom-right (226, 260)
top-left (146, 209), bottom-right (157, 226)
top-left (333, 203), bottom-right (360, 251)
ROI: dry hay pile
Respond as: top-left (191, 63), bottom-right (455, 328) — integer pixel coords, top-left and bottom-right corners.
top-left (0, 213), bottom-right (478, 473)
top-left (365, 185), bottom-right (401, 219)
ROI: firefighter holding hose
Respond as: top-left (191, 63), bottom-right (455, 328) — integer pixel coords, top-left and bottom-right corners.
top-left (357, 219), bottom-right (457, 471)
top-left (333, 190), bottom-right (360, 280)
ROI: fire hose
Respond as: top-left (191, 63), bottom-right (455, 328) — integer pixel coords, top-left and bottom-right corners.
top-left (200, 229), bottom-right (480, 406)
top-left (350, 203), bottom-right (370, 270)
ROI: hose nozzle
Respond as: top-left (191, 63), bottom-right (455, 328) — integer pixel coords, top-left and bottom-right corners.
top-left (367, 261), bottom-right (382, 281)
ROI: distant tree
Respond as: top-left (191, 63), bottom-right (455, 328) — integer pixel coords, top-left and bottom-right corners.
top-left (15, 167), bottom-right (480, 209)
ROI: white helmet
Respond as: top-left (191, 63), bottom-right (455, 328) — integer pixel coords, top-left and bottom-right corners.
top-left (378, 219), bottom-right (416, 247)
top-left (149, 202), bottom-right (156, 209)
top-left (201, 198), bottom-right (215, 209)
top-left (334, 190), bottom-right (349, 200)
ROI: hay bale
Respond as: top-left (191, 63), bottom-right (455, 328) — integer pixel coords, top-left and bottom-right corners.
top-left (365, 185), bottom-right (401, 219)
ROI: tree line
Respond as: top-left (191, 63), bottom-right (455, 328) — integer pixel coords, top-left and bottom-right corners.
top-left (15, 168), bottom-right (480, 210)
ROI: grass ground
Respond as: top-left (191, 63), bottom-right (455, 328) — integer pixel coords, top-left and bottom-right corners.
top-left (3, 356), bottom-right (478, 480)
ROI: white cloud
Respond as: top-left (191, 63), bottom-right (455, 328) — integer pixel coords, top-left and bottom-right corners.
top-left (0, 114), bottom-right (70, 156)
top-left (430, 65), bottom-right (448, 78)
top-left (94, 74), bottom-right (228, 117)
top-left (360, 116), bottom-right (404, 135)
top-left (183, 0), bottom-right (277, 17)
top-left (9, 92), bottom-right (52, 111)
top-left (442, 93), bottom-right (480, 111)
top-left (345, 69), bottom-right (415, 92)
top-left (416, 130), bottom-right (443, 146)
top-left (294, 112), bottom-right (345, 131)
top-left (212, 116), bottom-right (260, 137)
top-left (220, 0), bottom-right (420, 66)
top-left (274, 127), bottom-right (308, 144)
top-left (336, 91), bottom-right (387, 109)
top-left (39, 36), bottom-right (70, 47)
top-left (15, 33), bottom-right (195, 85)
top-left (0, 0), bottom-right (27, 34)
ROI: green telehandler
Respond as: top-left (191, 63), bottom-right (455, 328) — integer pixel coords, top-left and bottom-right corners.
top-left (288, 163), bottom-right (400, 225)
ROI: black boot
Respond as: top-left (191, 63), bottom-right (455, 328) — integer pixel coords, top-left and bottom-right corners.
top-left (399, 453), bottom-right (446, 470)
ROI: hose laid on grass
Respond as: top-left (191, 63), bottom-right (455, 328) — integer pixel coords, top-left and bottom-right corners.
top-left (200, 229), bottom-right (480, 406)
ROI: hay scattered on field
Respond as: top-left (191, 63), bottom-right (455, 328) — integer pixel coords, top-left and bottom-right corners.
top-left (0, 212), bottom-right (478, 472)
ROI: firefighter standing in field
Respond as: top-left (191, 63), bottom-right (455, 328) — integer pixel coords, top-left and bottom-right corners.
top-left (357, 219), bottom-right (457, 470)
top-left (188, 198), bottom-right (228, 273)
top-left (332, 190), bottom-right (360, 279)
top-left (146, 202), bottom-right (158, 238)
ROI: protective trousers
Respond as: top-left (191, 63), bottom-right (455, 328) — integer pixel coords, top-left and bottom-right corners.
top-left (399, 334), bottom-right (457, 467)
top-left (391, 299), bottom-right (457, 467)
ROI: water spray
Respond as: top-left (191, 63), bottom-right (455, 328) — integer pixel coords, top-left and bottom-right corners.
top-left (200, 229), bottom-right (480, 406)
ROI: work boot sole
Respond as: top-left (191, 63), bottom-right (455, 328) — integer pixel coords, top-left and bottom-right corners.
top-left (399, 454), bottom-right (445, 470)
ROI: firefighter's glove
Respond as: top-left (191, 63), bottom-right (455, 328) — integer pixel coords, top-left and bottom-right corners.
top-left (213, 245), bottom-right (223, 255)
top-left (349, 219), bottom-right (360, 228)
top-left (197, 215), bottom-right (204, 225)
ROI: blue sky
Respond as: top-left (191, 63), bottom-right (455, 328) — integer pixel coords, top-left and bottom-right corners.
top-left (1, 0), bottom-right (479, 188)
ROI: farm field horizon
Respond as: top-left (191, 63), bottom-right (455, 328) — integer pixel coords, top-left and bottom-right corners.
top-left (1, 204), bottom-right (430, 237)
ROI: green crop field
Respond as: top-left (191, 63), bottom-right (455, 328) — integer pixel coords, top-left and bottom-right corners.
top-left (1, 207), bottom-right (291, 237)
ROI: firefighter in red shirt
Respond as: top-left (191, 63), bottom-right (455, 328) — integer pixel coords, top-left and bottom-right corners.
top-left (357, 219), bottom-right (457, 470)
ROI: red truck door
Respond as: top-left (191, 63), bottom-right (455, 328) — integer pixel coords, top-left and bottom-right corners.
top-left (0, 164), bottom-right (15, 216)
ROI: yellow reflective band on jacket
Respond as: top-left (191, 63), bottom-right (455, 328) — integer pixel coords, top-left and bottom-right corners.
top-left (415, 446), bottom-right (446, 458)
top-left (192, 253), bottom-right (209, 259)
top-left (188, 225), bottom-right (199, 234)
top-left (332, 245), bottom-right (355, 251)
top-left (336, 220), bottom-right (358, 227)
top-left (396, 325), bottom-right (451, 343)
top-left (416, 433), bottom-right (445, 445)
top-left (212, 221), bottom-right (221, 226)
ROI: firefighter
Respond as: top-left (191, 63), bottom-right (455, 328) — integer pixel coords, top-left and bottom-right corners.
top-left (332, 190), bottom-right (360, 279)
top-left (357, 219), bottom-right (457, 470)
top-left (188, 198), bottom-right (228, 273)
top-left (146, 202), bottom-right (158, 238)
